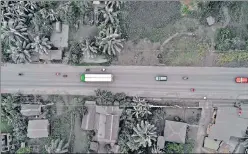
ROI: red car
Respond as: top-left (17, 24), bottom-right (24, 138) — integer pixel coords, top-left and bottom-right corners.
top-left (235, 77), bottom-right (248, 83)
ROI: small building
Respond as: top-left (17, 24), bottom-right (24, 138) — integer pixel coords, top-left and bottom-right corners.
top-left (89, 142), bottom-right (99, 152)
top-left (39, 49), bottom-right (62, 61)
top-left (164, 120), bottom-right (187, 144)
top-left (1, 133), bottom-right (13, 152)
top-left (21, 104), bottom-right (42, 117)
top-left (81, 101), bottom-right (123, 144)
top-left (207, 106), bottom-right (248, 152)
top-left (81, 101), bottom-right (96, 130)
top-left (203, 137), bottom-right (222, 151)
top-left (27, 119), bottom-right (49, 138)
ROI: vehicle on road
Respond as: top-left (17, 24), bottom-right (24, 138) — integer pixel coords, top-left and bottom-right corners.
top-left (235, 77), bottom-right (248, 83)
top-left (203, 96), bottom-right (207, 100)
top-left (155, 76), bottom-right (167, 81)
top-left (55, 72), bottom-right (61, 76)
top-left (80, 74), bottom-right (113, 82)
top-left (190, 88), bottom-right (195, 92)
top-left (182, 76), bottom-right (188, 80)
top-left (18, 73), bottom-right (24, 76)
top-left (102, 68), bottom-right (106, 72)
top-left (86, 68), bottom-right (90, 72)
top-left (63, 74), bottom-right (68, 77)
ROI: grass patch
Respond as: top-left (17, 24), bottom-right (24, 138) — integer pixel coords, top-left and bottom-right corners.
top-left (50, 113), bottom-right (72, 140)
top-left (0, 118), bottom-right (13, 133)
top-left (123, 1), bottom-right (182, 42)
top-left (217, 52), bottom-right (248, 65)
top-left (161, 37), bottom-right (208, 66)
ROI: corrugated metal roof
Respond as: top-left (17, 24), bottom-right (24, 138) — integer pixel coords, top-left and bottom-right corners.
top-left (209, 107), bottom-right (248, 143)
top-left (27, 120), bottom-right (49, 138)
top-left (164, 120), bottom-right (187, 144)
top-left (21, 104), bottom-right (41, 116)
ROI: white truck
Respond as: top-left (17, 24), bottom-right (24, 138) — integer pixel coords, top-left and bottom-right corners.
top-left (80, 74), bottom-right (113, 82)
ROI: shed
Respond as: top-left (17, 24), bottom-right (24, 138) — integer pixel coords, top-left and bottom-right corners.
top-left (27, 120), bottom-right (49, 138)
top-left (21, 104), bottom-right (42, 116)
top-left (203, 137), bottom-right (221, 151)
top-left (164, 120), bottom-right (187, 144)
top-left (39, 50), bottom-right (62, 61)
top-left (81, 104), bottom-right (96, 130)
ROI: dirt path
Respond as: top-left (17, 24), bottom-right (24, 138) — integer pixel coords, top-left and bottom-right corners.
top-left (194, 101), bottom-right (213, 153)
top-left (72, 115), bottom-right (89, 153)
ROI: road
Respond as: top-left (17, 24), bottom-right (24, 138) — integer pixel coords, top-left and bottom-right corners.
top-left (1, 64), bottom-right (248, 100)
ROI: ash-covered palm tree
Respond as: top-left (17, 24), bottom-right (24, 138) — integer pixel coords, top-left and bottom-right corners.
top-left (45, 139), bottom-right (69, 153)
top-left (100, 6), bottom-right (120, 26)
top-left (7, 41), bottom-right (32, 64)
top-left (132, 121), bottom-right (157, 148)
top-left (132, 96), bottom-right (152, 119)
top-left (1, 19), bottom-right (29, 46)
top-left (97, 25), bottom-right (124, 56)
top-left (105, 1), bottom-right (123, 12)
top-left (31, 35), bottom-right (52, 54)
top-left (80, 39), bottom-right (98, 58)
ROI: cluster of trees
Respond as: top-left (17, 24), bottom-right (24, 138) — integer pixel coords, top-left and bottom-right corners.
top-left (95, 89), bottom-right (127, 106)
top-left (1, 94), bottom-right (29, 145)
top-left (67, 1), bottom-right (125, 65)
top-left (118, 96), bottom-right (194, 153)
top-left (1, 1), bottom-right (125, 64)
top-left (215, 28), bottom-right (248, 51)
top-left (1, 1), bottom-right (55, 63)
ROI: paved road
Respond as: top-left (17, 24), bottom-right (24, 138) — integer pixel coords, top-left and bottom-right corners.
top-left (1, 64), bottom-right (248, 100)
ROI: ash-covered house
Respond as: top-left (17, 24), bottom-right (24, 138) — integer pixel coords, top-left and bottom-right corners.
top-left (81, 101), bottom-right (123, 153)
top-left (203, 104), bottom-right (248, 153)
top-left (31, 22), bottom-right (68, 63)
top-left (27, 119), bottom-right (49, 139)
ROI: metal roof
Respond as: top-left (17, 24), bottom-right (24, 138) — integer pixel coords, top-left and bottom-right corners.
top-left (27, 119), bottom-right (49, 138)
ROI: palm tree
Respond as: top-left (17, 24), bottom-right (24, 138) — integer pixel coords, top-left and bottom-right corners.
top-left (97, 25), bottom-right (124, 56)
top-left (1, 19), bottom-right (29, 46)
top-left (132, 121), bottom-right (157, 148)
top-left (105, 1), bottom-right (123, 12)
top-left (7, 41), bottom-right (33, 64)
top-left (80, 39), bottom-right (98, 59)
top-left (31, 35), bottom-right (52, 54)
top-left (100, 6), bottom-right (120, 26)
top-left (242, 139), bottom-right (248, 148)
top-left (45, 139), bottom-right (69, 153)
top-left (132, 96), bottom-right (152, 119)
top-left (151, 145), bottom-right (163, 153)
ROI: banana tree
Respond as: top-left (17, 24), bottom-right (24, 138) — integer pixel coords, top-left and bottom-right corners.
top-left (80, 39), bottom-right (98, 59)
top-left (1, 19), bottom-right (29, 46)
top-left (45, 139), bottom-right (69, 153)
top-left (132, 121), bottom-right (157, 148)
top-left (97, 25), bottom-right (124, 56)
top-left (31, 36), bottom-right (52, 54)
top-left (7, 41), bottom-right (33, 64)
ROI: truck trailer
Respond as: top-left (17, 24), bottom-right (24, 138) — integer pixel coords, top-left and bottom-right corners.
top-left (80, 74), bottom-right (113, 82)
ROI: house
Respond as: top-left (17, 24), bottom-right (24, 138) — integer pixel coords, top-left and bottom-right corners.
top-left (81, 101), bottom-right (123, 144)
top-left (1, 133), bottom-right (13, 152)
top-left (39, 49), bottom-right (62, 61)
top-left (21, 104), bottom-right (42, 117)
top-left (164, 120), bottom-right (187, 144)
top-left (207, 106), bottom-right (248, 152)
top-left (208, 107), bottom-right (248, 142)
top-left (50, 24), bottom-right (69, 48)
top-left (27, 119), bottom-right (49, 138)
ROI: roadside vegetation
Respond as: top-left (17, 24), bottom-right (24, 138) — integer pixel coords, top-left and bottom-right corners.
top-left (1, 1), bottom-right (125, 65)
